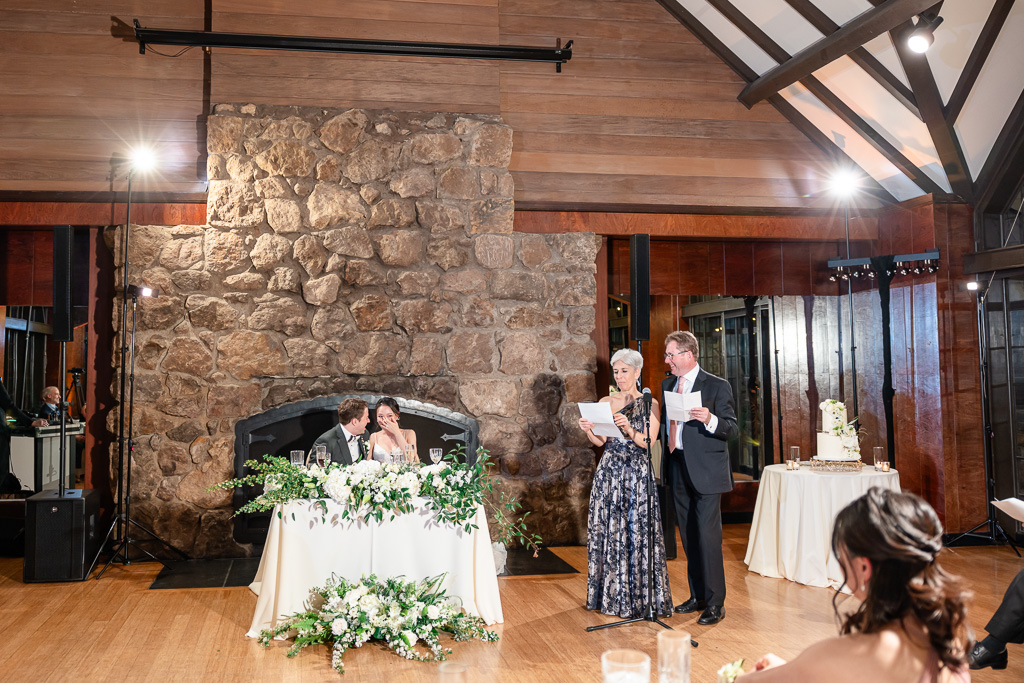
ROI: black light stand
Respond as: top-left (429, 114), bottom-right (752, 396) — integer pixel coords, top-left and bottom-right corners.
top-left (586, 344), bottom-right (697, 648)
top-left (944, 282), bottom-right (1020, 556)
top-left (93, 168), bottom-right (187, 578)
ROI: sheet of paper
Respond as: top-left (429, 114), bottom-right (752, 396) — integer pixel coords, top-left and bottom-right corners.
top-left (663, 390), bottom-right (702, 423)
top-left (578, 401), bottom-right (626, 439)
top-left (993, 497), bottom-right (1024, 524)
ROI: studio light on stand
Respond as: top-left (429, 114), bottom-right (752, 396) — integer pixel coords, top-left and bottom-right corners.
top-left (95, 149), bottom-right (187, 579)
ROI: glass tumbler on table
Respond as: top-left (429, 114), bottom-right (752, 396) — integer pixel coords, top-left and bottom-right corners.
top-left (438, 661), bottom-right (467, 682)
top-left (602, 649), bottom-right (650, 683)
top-left (429, 448), bottom-right (443, 464)
top-left (787, 445), bottom-right (800, 469)
top-left (289, 450), bottom-right (304, 468)
top-left (658, 630), bottom-right (691, 683)
top-left (873, 446), bottom-right (885, 470)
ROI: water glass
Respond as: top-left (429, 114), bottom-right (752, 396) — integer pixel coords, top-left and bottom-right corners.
top-left (873, 446), bottom-right (885, 470)
top-left (789, 445), bottom-right (800, 466)
top-left (438, 661), bottom-right (467, 682)
top-left (429, 448), bottom-right (443, 464)
top-left (315, 444), bottom-right (327, 468)
top-left (391, 447), bottom-right (403, 464)
top-left (602, 649), bottom-right (650, 683)
top-left (658, 630), bottom-right (691, 683)
top-left (289, 450), bottom-right (304, 468)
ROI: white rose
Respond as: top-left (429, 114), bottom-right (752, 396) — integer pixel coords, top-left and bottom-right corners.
top-left (426, 604), bottom-right (441, 620)
top-left (331, 617), bottom-right (349, 635)
top-left (402, 630), bottom-right (418, 648)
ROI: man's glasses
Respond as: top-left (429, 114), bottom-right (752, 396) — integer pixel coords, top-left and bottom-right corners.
top-left (664, 350), bottom-right (690, 360)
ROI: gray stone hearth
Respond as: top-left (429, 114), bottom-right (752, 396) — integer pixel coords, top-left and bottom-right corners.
top-left (109, 105), bottom-right (600, 557)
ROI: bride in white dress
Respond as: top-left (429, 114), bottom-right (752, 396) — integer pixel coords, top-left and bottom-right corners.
top-left (367, 397), bottom-right (419, 464)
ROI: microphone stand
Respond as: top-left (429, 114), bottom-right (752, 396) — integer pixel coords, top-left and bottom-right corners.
top-left (587, 388), bottom-right (698, 648)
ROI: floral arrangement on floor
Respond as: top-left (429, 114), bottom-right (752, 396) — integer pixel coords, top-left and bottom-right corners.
top-left (258, 573), bottom-right (498, 673)
top-left (211, 448), bottom-right (541, 551)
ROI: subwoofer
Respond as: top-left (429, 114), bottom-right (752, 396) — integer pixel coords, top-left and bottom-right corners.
top-left (24, 489), bottom-right (101, 582)
top-left (629, 233), bottom-right (651, 341)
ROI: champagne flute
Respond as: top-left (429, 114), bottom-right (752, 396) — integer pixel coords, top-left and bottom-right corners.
top-left (404, 443), bottom-right (416, 463)
top-left (429, 448), bottom-right (443, 464)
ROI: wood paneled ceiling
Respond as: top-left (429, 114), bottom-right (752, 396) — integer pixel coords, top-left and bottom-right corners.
top-left (658, 0), bottom-right (1024, 211)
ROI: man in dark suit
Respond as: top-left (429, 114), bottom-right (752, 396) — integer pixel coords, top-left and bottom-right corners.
top-left (312, 397), bottom-right (370, 465)
top-left (969, 566), bottom-right (1024, 670)
top-left (660, 330), bottom-right (737, 625)
top-left (37, 386), bottom-right (65, 422)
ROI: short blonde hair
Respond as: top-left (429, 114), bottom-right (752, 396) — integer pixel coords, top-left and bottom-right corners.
top-left (611, 347), bottom-right (643, 371)
top-left (665, 330), bottom-right (698, 356)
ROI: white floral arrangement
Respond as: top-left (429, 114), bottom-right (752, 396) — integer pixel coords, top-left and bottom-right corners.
top-left (213, 448), bottom-right (541, 548)
top-left (257, 573), bottom-right (498, 673)
top-left (717, 659), bottom-right (745, 682)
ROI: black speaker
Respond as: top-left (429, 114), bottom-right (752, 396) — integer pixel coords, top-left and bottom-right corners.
top-left (53, 225), bottom-right (74, 342)
top-left (24, 489), bottom-right (101, 582)
top-left (629, 233), bottom-right (651, 341)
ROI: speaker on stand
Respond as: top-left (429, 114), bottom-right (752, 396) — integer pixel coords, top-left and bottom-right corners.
top-left (629, 234), bottom-right (650, 342)
top-left (23, 225), bottom-right (102, 582)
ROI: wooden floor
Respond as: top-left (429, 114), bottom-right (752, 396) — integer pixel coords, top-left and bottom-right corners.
top-left (1, 525), bottom-right (1021, 682)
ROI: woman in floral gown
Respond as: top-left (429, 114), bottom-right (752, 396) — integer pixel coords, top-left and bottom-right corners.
top-left (578, 348), bottom-right (673, 618)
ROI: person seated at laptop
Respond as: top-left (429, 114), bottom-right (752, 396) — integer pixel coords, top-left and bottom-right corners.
top-left (311, 398), bottom-right (370, 466)
top-left (367, 397), bottom-right (418, 464)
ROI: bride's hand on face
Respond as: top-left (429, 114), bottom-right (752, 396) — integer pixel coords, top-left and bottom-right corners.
top-left (380, 414), bottom-right (402, 436)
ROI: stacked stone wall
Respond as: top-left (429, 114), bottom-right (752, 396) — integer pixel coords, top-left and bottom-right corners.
top-left (111, 105), bottom-right (599, 555)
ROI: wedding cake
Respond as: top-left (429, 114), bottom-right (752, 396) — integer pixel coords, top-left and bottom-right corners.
top-left (816, 399), bottom-right (860, 461)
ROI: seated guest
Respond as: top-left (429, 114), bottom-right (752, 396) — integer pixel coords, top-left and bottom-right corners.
top-left (367, 397), bottom-right (418, 463)
top-left (312, 397), bottom-right (370, 465)
top-left (37, 386), bottom-right (67, 422)
top-left (742, 488), bottom-right (971, 682)
top-left (968, 567), bottom-right (1024, 670)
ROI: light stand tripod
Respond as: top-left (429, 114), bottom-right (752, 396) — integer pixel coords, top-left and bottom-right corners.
top-left (944, 283), bottom-right (1020, 556)
top-left (92, 171), bottom-right (187, 577)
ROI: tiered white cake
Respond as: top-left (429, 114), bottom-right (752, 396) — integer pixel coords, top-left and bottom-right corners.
top-left (816, 400), bottom-right (860, 461)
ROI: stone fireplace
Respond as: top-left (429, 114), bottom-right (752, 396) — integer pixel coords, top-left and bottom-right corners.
top-left (112, 104), bottom-right (600, 557)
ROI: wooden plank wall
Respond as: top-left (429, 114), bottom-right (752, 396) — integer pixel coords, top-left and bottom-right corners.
top-left (0, 1), bottom-right (207, 194)
top-left (498, 0), bottom-right (834, 209)
top-left (0, 230), bottom-right (54, 306)
top-left (2, 0), bottom-right (837, 210)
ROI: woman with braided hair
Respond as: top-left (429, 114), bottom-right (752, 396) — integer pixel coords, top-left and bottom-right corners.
top-left (741, 488), bottom-right (971, 682)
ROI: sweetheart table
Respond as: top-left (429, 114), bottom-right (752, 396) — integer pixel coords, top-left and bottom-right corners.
top-left (246, 497), bottom-right (504, 637)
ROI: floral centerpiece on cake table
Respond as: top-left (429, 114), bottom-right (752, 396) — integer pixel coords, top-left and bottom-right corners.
top-left (257, 573), bottom-right (498, 673)
top-left (211, 447), bottom-right (541, 551)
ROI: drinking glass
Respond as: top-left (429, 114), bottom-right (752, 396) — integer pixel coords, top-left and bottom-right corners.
top-left (315, 444), bottom-right (327, 468)
top-left (873, 446), bottom-right (885, 470)
top-left (787, 445), bottom-right (800, 469)
top-left (405, 444), bottom-right (416, 463)
top-left (438, 661), bottom-right (467, 682)
top-left (289, 450), bottom-right (304, 468)
top-left (602, 649), bottom-right (650, 683)
top-left (391, 447), bottom-right (403, 464)
top-left (429, 448), bottom-right (443, 464)
top-left (658, 630), bottom-right (691, 683)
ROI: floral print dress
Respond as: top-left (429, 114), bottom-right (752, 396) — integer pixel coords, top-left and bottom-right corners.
top-left (586, 399), bottom-right (673, 617)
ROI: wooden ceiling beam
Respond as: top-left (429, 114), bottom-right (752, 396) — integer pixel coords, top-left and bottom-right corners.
top-left (945, 0), bottom-right (1014, 124)
top-left (890, 22), bottom-right (973, 202)
top-left (738, 0), bottom-right (944, 108)
top-left (783, 0), bottom-right (920, 118)
top-left (652, 0), bottom-right (898, 205)
top-left (973, 88), bottom-right (1024, 213)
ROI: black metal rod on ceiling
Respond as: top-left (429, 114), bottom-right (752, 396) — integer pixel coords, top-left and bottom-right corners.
top-left (134, 19), bottom-right (573, 69)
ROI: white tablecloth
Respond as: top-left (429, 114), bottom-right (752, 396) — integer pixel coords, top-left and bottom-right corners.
top-left (246, 498), bottom-right (504, 637)
top-left (744, 464), bottom-right (901, 589)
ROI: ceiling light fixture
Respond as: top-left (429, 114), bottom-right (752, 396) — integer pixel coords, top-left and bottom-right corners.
top-left (907, 13), bottom-right (944, 54)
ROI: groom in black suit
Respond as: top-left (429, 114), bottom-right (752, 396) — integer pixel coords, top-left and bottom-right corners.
top-left (313, 397), bottom-right (370, 465)
top-left (660, 330), bottom-right (737, 625)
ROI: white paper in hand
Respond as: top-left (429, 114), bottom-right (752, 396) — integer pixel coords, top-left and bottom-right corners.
top-left (993, 497), bottom-right (1024, 524)
top-left (578, 401), bottom-right (627, 439)
top-left (663, 390), bottom-right (702, 423)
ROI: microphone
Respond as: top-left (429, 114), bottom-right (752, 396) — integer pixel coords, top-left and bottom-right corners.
top-left (642, 387), bottom-right (652, 407)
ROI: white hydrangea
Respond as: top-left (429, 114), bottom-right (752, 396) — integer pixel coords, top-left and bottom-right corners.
top-left (323, 469), bottom-right (352, 503)
top-left (396, 472), bottom-right (421, 497)
top-left (331, 617), bottom-right (349, 635)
